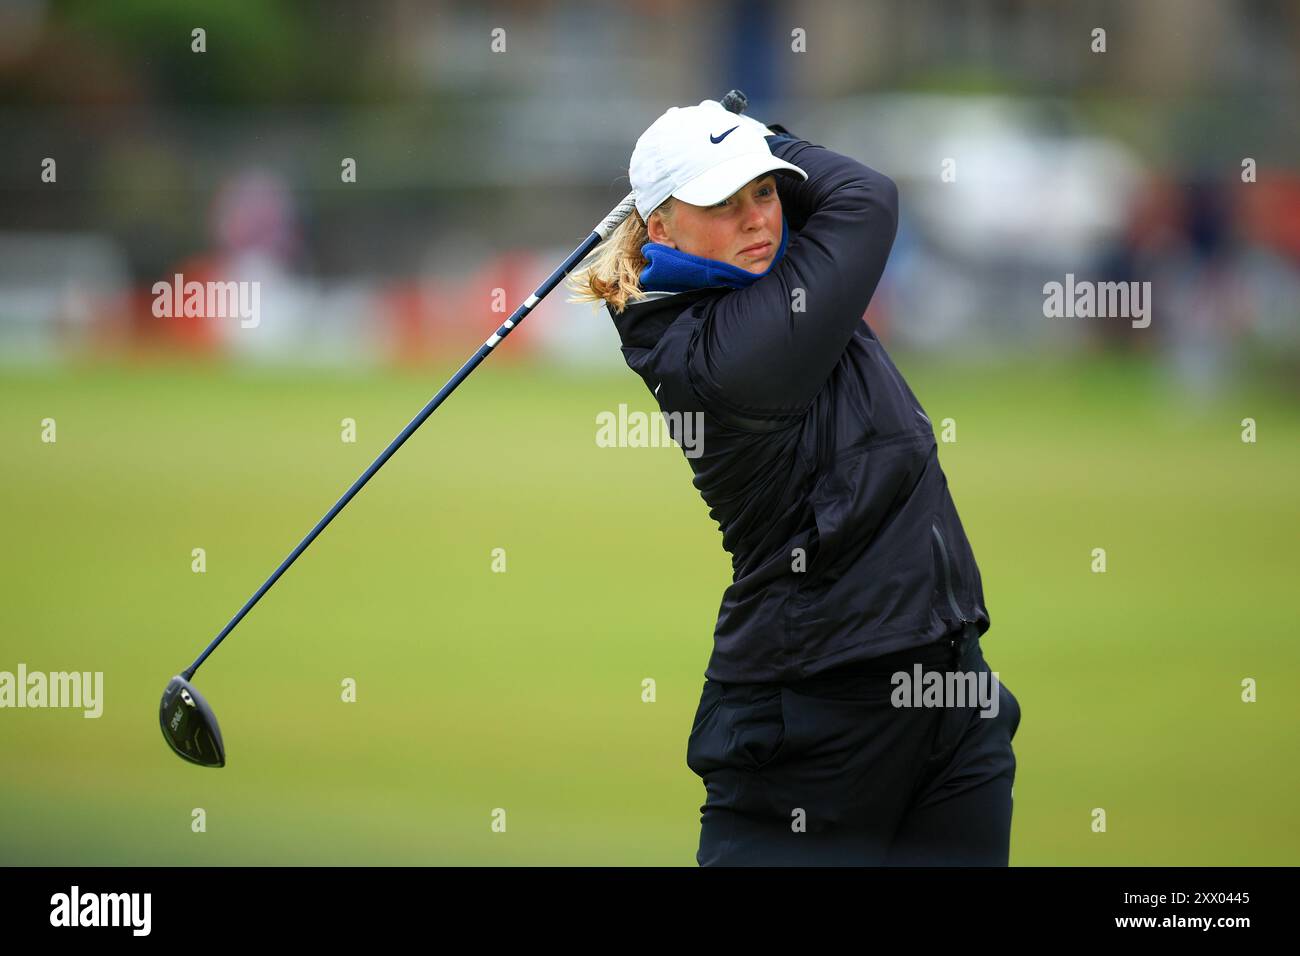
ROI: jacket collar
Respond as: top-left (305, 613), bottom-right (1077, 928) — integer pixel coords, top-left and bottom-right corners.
top-left (607, 286), bottom-right (722, 351)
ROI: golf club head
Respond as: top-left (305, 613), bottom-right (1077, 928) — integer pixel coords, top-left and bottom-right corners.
top-left (159, 675), bottom-right (226, 768)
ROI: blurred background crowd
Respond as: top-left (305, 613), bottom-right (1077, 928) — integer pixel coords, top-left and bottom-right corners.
top-left (2, 0), bottom-right (1298, 399)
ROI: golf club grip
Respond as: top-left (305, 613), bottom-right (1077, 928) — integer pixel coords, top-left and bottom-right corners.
top-left (594, 194), bottom-right (637, 240)
top-left (720, 89), bottom-right (748, 115)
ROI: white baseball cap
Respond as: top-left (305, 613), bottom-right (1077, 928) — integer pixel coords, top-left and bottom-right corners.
top-left (630, 99), bottom-right (808, 221)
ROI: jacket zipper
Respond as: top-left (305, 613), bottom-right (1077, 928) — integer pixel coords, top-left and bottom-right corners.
top-left (931, 522), bottom-right (971, 625)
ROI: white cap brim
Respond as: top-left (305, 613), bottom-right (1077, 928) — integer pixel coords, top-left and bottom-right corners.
top-left (671, 152), bottom-right (808, 208)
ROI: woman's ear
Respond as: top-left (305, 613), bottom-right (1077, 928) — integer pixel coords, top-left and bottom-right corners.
top-left (647, 211), bottom-right (675, 248)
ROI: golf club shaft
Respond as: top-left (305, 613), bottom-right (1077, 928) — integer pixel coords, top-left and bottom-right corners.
top-left (182, 91), bottom-right (750, 680)
top-left (181, 219), bottom-right (624, 679)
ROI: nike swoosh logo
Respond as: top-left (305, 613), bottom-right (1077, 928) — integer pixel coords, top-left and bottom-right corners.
top-left (654, 382), bottom-right (663, 396)
top-left (709, 126), bottom-right (739, 144)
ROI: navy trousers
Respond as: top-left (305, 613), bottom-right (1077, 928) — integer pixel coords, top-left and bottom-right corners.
top-left (686, 623), bottom-right (1021, 866)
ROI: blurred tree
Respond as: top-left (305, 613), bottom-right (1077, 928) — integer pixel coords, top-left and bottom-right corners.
top-left (58, 0), bottom-right (310, 103)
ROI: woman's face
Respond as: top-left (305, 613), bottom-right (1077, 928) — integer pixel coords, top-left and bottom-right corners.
top-left (647, 173), bottom-right (782, 274)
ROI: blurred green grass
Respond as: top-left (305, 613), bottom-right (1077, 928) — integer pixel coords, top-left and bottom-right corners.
top-left (0, 352), bottom-right (1297, 865)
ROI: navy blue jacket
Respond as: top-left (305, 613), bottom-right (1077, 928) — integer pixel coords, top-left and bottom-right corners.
top-left (608, 133), bottom-right (990, 683)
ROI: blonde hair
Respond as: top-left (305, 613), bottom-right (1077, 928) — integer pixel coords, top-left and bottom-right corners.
top-left (566, 198), bottom-right (677, 315)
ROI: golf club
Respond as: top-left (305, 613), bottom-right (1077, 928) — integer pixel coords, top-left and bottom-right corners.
top-left (159, 90), bottom-right (754, 767)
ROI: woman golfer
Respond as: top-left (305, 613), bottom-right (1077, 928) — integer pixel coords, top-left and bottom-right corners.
top-left (571, 99), bottom-right (1021, 866)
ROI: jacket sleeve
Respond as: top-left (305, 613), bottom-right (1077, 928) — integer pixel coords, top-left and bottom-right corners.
top-left (686, 134), bottom-right (899, 422)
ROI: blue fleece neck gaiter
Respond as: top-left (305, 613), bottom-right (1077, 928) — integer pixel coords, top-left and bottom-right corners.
top-left (639, 215), bottom-right (790, 294)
